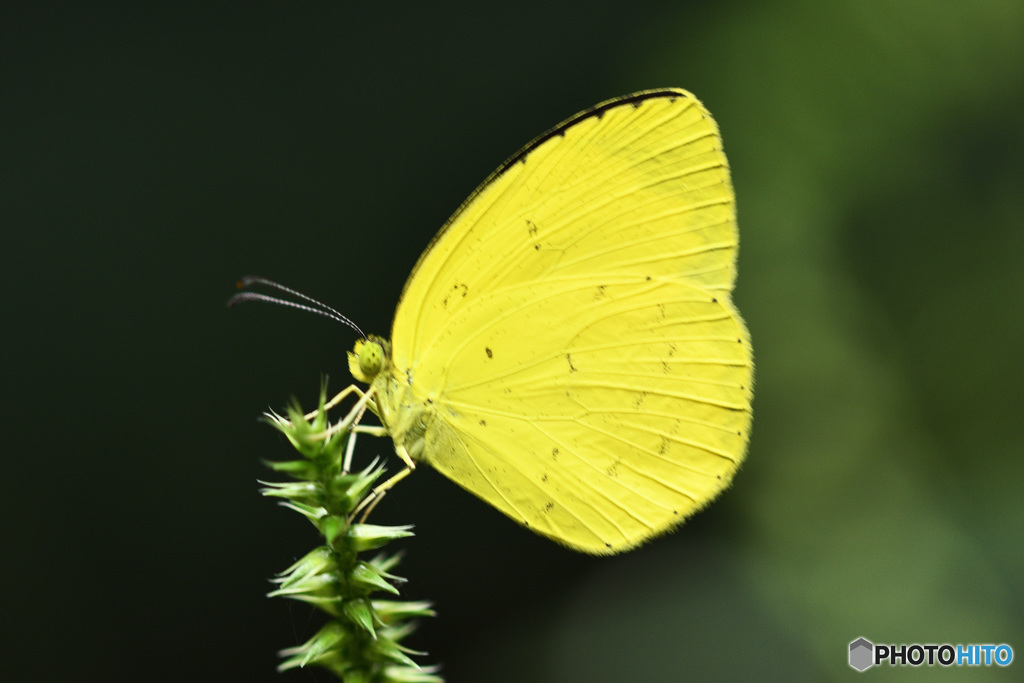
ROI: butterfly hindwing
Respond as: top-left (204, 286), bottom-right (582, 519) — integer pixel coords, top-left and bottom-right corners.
top-left (416, 277), bottom-right (751, 553)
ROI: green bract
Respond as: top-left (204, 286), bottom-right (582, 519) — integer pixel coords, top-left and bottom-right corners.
top-left (258, 385), bottom-right (441, 681)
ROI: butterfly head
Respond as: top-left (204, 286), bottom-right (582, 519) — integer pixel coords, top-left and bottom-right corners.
top-left (348, 336), bottom-right (391, 383)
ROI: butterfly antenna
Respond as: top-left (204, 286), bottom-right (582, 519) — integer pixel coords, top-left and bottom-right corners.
top-left (228, 276), bottom-right (367, 339)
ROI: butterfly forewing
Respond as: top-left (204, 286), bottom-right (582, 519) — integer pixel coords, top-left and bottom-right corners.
top-left (393, 89), bottom-right (738, 372)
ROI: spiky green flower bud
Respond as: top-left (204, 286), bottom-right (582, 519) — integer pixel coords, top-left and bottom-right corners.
top-left (253, 384), bottom-right (440, 680)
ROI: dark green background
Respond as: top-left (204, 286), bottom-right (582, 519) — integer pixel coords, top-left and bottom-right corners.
top-left (4, 2), bottom-right (1022, 680)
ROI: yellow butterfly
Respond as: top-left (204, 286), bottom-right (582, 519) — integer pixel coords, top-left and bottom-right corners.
top-left (238, 88), bottom-right (752, 554)
top-left (347, 88), bottom-right (752, 554)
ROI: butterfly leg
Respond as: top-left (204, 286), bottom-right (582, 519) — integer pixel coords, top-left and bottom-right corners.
top-left (352, 444), bottom-right (417, 522)
top-left (303, 383), bottom-right (377, 421)
top-left (353, 425), bottom-right (388, 436)
top-left (310, 385), bottom-right (379, 444)
top-left (340, 396), bottom-right (376, 474)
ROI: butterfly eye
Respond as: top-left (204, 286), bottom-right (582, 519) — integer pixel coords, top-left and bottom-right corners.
top-left (358, 340), bottom-right (385, 378)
